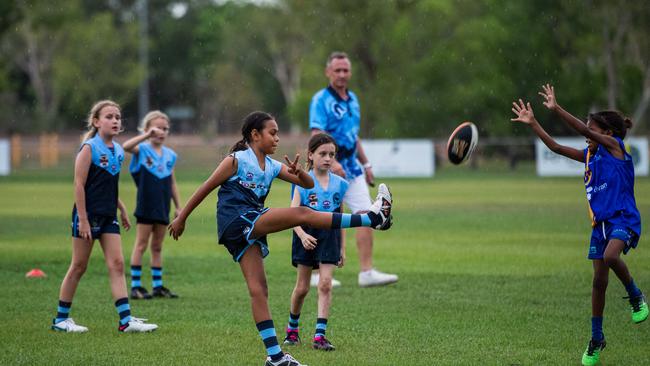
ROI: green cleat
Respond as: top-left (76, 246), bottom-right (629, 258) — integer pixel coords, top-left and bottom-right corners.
top-left (581, 338), bottom-right (606, 366)
top-left (628, 294), bottom-right (649, 324)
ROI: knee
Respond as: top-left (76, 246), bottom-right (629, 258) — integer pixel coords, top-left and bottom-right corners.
top-left (592, 275), bottom-right (608, 291)
top-left (69, 261), bottom-right (88, 278)
top-left (603, 253), bottom-right (620, 267)
top-left (249, 284), bottom-right (269, 301)
top-left (150, 241), bottom-right (163, 255)
top-left (318, 278), bottom-right (333, 295)
top-left (293, 283), bottom-right (310, 299)
top-left (107, 258), bottom-right (125, 275)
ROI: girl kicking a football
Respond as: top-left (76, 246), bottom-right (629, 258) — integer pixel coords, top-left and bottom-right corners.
top-left (52, 100), bottom-right (158, 333)
top-left (168, 111), bottom-right (393, 366)
top-left (123, 111), bottom-right (182, 300)
top-left (511, 84), bottom-right (647, 366)
top-left (282, 133), bottom-right (348, 352)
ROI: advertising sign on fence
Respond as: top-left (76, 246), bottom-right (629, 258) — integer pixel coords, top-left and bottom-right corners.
top-left (361, 139), bottom-right (434, 177)
top-left (0, 139), bottom-right (10, 176)
top-left (536, 137), bottom-right (649, 177)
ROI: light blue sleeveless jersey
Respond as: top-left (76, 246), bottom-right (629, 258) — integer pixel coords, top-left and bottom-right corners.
top-left (77, 135), bottom-right (124, 216)
top-left (129, 142), bottom-right (177, 222)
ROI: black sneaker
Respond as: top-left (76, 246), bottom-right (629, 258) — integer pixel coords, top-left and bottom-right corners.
top-left (152, 286), bottom-right (179, 298)
top-left (312, 336), bottom-right (335, 351)
top-left (130, 286), bottom-right (152, 300)
top-left (283, 329), bottom-right (300, 346)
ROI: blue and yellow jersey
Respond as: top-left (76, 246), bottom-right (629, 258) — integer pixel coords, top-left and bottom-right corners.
top-left (584, 137), bottom-right (641, 234)
top-left (76, 135), bottom-right (124, 216)
top-left (129, 142), bottom-right (177, 223)
top-left (217, 147), bottom-right (283, 239)
top-left (309, 86), bottom-right (363, 179)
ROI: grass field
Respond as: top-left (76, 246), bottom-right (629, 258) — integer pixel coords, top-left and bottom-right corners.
top-left (1, 167), bottom-right (649, 365)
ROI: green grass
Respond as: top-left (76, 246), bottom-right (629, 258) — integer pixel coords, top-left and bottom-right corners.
top-left (1, 170), bottom-right (649, 365)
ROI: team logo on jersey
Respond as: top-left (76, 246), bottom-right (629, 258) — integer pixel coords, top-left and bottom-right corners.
top-left (166, 160), bottom-right (173, 169)
top-left (332, 103), bottom-right (347, 119)
top-left (333, 192), bottom-right (341, 205)
top-left (145, 156), bottom-right (154, 168)
top-left (111, 164), bottom-right (117, 173)
top-left (308, 193), bottom-right (318, 208)
top-left (118, 154), bottom-right (124, 163)
top-left (242, 226), bottom-right (251, 235)
top-left (99, 154), bottom-right (109, 167)
top-left (246, 172), bottom-right (254, 181)
top-left (584, 167), bottom-right (592, 186)
top-left (322, 200), bottom-right (331, 209)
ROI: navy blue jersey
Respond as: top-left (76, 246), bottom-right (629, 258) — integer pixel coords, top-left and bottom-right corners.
top-left (291, 171), bottom-right (349, 257)
top-left (75, 135), bottom-right (124, 216)
top-left (129, 142), bottom-right (177, 223)
top-left (584, 137), bottom-right (641, 234)
top-left (309, 86), bottom-right (363, 179)
top-left (217, 148), bottom-right (283, 241)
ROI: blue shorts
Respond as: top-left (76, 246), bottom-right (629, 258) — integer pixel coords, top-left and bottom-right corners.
top-left (219, 209), bottom-right (269, 262)
top-left (71, 208), bottom-right (120, 240)
top-left (588, 220), bottom-right (639, 259)
top-left (292, 228), bottom-right (341, 268)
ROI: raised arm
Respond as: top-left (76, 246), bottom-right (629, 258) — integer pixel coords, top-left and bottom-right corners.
top-left (539, 84), bottom-right (620, 155)
top-left (277, 153), bottom-right (314, 188)
top-left (168, 155), bottom-right (237, 240)
top-left (122, 127), bottom-right (162, 153)
top-left (511, 99), bottom-right (584, 162)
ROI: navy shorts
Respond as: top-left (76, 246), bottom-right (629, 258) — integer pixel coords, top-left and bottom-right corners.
top-left (292, 228), bottom-right (341, 268)
top-left (136, 216), bottom-right (169, 226)
top-left (588, 220), bottom-right (639, 259)
top-left (72, 209), bottom-right (120, 240)
top-left (219, 209), bottom-right (269, 262)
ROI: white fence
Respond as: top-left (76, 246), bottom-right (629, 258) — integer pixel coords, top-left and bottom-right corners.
top-left (361, 139), bottom-right (435, 177)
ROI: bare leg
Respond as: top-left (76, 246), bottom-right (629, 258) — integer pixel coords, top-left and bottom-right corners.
top-left (252, 207), bottom-right (336, 238)
top-left (239, 245), bottom-right (272, 323)
top-left (290, 265), bottom-right (312, 315)
top-left (603, 239), bottom-right (633, 286)
top-left (130, 224), bottom-right (153, 266)
top-left (317, 264), bottom-right (336, 319)
top-left (99, 233), bottom-right (128, 300)
top-left (149, 224), bottom-right (167, 268)
top-left (592, 259), bottom-right (609, 317)
top-left (356, 227), bottom-right (373, 272)
top-left (59, 237), bottom-right (94, 301)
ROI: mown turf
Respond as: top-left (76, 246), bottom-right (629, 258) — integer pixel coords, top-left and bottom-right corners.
top-left (1, 169), bottom-right (649, 365)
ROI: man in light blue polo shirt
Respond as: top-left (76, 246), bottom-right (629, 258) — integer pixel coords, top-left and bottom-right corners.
top-left (309, 51), bottom-right (398, 287)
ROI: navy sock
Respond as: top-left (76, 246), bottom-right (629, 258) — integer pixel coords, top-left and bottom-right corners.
top-left (256, 319), bottom-right (283, 361)
top-left (55, 300), bottom-right (72, 323)
top-left (625, 278), bottom-right (642, 298)
top-left (131, 265), bottom-right (142, 288)
top-left (331, 213), bottom-right (371, 229)
top-left (287, 312), bottom-right (300, 331)
top-left (115, 297), bottom-right (132, 327)
top-left (152, 266), bottom-right (163, 289)
top-left (591, 316), bottom-right (604, 341)
top-left (314, 318), bottom-right (328, 339)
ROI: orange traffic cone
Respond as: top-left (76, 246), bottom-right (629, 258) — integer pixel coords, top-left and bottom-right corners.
top-left (26, 268), bottom-right (47, 278)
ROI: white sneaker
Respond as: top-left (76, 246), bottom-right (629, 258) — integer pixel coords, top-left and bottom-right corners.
top-left (358, 269), bottom-right (398, 287)
top-left (51, 318), bottom-right (88, 333)
top-left (265, 353), bottom-right (307, 366)
top-left (119, 317), bottom-right (158, 333)
top-left (368, 183), bottom-right (393, 230)
top-left (310, 273), bottom-right (341, 288)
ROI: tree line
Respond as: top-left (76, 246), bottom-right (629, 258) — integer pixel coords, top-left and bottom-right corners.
top-left (1, 0), bottom-right (648, 138)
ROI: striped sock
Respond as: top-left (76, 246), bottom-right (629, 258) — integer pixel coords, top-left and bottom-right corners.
top-left (287, 312), bottom-right (300, 331)
top-left (115, 297), bottom-right (132, 328)
top-left (131, 265), bottom-right (142, 288)
top-left (314, 318), bottom-right (328, 339)
top-left (152, 267), bottom-right (163, 289)
top-left (331, 213), bottom-right (371, 229)
top-left (591, 316), bottom-right (604, 341)
top-left (256, 319), bottom-right (283, 361)
top-left (55, 300), bottom-right (72, 323)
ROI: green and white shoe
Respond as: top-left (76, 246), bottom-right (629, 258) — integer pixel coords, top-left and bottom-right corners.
top-left (581, 338), bottom-right (606, 366)
top-left (628, 294), bottom-right (649, 324)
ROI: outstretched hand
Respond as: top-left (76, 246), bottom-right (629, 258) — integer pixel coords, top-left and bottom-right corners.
top-left (538, 84), bottom-right (558, 110)
top-left (284, 154), bottom-right (303, 176)
top-left (511, 99), bottom-right (536, 125)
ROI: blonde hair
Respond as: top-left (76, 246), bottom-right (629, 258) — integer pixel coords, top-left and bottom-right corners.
top-left (83, 100), bottom-right (121, 141)
top-left (139, 110), bottom-right (170, 133)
